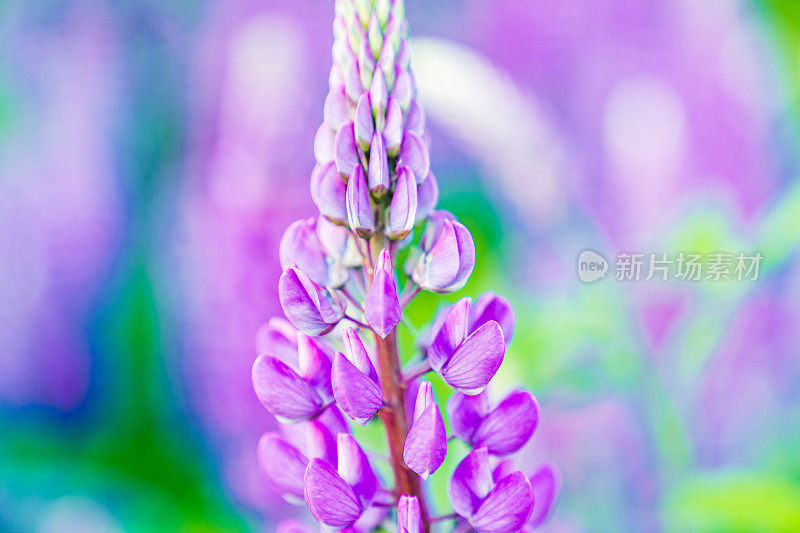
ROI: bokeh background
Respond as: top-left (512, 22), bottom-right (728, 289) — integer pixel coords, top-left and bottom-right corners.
top-left (2, 0), bottom-right (800, 531)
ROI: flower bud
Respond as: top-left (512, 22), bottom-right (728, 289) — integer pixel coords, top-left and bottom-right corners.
top-left (367, 12), bottom-right (383, 59)
top-left (365, 248), bottom-right (401, 338)
top-left (405, 98), bottom-right (425, 137)
top-left (334, 122), bottom-right (361, 178)
top-left (280, 218), bottom-right (346, 288)
top-left (324, 88), bottom-right (349, 130)
top-left (279, 266), bottom-right (346, 336)
top-left (344, 58), bottom-right (362, 102)
top-left (415, 171), bottom-right (439, 222)
top-left (314, 123), bottom-right (335, 164)
top-left (527, 464), bottom-right (561, 529)
top-left (385, 166), bottom-right (417, 240)
top-left (369, 68), bottom-right (388, 122)
top-left (398, 131), bottom-right (429, 183)
top-left (354, 92), bottom-right (374, 151)
top-left (412, 212), bottom-right (475, 293)
top-left (333, 329), bottom-right (382, 424)
top-left (358, 35), bottom-right (375, 89)
top-left (470, 292), bottom-right (516, 346)
top-left (383, 98), bottom-right (402, 157)
top-left (311, 162), bottom-right (348, 226)
top-left (397, 495), bottom-right (423, 533)
top-left (345, 165), bottom-right (374, 237)
top-left (257, 432), bottom-right (308, 503)
top-left (392, 66), bottom-right (413, 111)
top-left (403, 381), bottom-right (446, 479)
top-left (252, 354), bottom-right (324, 422)
top-left (367, 132), bottom-right (389, 197)
top-left (316, 215), bottom-right (362, 268)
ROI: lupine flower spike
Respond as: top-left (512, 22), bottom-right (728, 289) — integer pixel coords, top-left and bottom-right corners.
top-left (253, 1), bottom-right (558, 532)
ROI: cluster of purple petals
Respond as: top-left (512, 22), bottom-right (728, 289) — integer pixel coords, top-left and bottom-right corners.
top-left (250, 1), bottom-right (559, 531)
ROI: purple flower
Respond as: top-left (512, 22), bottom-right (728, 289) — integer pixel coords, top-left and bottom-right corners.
top-left (524, 464), bottom-right (561, 530)
top-left (368, 132), bottom-right (390, 197)
top-left (311, 162), bottom-right (348, 225)
top-left (470, 292), bottom-right (516, 346)
top-left (346, 165), bottom-right (375, 238)
top-left (448, 389), bottom-right (539, 455)
top-left (398, 132), bottom-right (430, 184)
top-left (403, 381), bottom-right (447, 479)
top-left (280, 218), bottom-right (348, 288)
top-left (449, 447), bottom-right (534, 532)
top-left (332, 328), bottom-right (382, 425)
top-left (415, 172), bottom-right (439, 223)
top-left (279, 266), bottom-right (346, 336)
top-left (412, 211), bottom-right (476, 293)
top-left (305, 433), bottom-right (378, 528)
top-left (365, 248), bottom-right (401, 338)
top-left (398, 495), bottom-right (423, 533)
top-left (427, 297), bottom-right (505, 394)
top-left (386, 166), bottom-right (418, 240)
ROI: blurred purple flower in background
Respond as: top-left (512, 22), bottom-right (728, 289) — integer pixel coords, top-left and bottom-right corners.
top-left (0, 2), bottom-right (123, 411)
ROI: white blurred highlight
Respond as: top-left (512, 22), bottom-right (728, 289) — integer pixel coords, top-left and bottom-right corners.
top-left (410, 38), bottom-right (567, 225)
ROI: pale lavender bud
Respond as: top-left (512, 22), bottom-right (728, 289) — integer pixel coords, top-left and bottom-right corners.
top-left (311, 162), bottom-right (348, 226)
top-left (415, 171), bottom-right (439, 222)
top-left (333, 328), bottom-right (382, 424)
top-left (412, 212), bottom-right (476, 293)
top-left (405, 98), bottom-right (426, 137)
top-left (398, 131), bottom-right (429, 183)
top-left (378, 41), bottom-right (396, 87)
top-left (314, 123), bottom-right (335, 164)
top-left (449, 447), bottom-right (534, 533)
top-left (368, 132), bottom-right (390, 197)
top-left (448, 389), bottom-right (539, 456)
top-left (279, 266), bottom-right (346, 336)
top-left (344, 59), bottom-right (362, 102)
top-left (358, 35), bottom-right (376, 89)
top-left (396, 39), bottom-right (411, 70)
top-left (355, 92), bottom-right (375, 151)
top-left (316, 215), bottom-right (363, 268)
top-left (346, 165), bottom-right (374, 237)
top-left (324, 88), bottom-right (349, 130)
top-left (329, 64), bottom-right (345, 91)
top-left (365, 248), bottom-right (401, 338)
top-left (392, 66), bottom-right (413, 111)
top-left (255, 317), bottom-right (298, 366)
top-left (369, 69), bottom-right (388, 122)
top-left (334, 122), bottom-right (361, 178)
top-left (427, 297), bottom-right (504, 394)
top-left (397, 495), bottom-right (423, 533)
top-left (367, 11), bottom-right (383, 59)
top-left (257, 432), bottom-right (309, 503)
top-left (383, 97), bottom-right (403, 157)
top-left (402, 381), bottom-right (446, 479)
top-left (385, 166), bottom-right (417, 240)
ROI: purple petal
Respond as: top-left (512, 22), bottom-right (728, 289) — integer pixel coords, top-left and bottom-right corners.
top-left (398, 131), bottom-right (429, 184)
top-left (471, 471), bottom-right (534, 533)
top-left (311, 161), bottom-right (348, 225)
top-left (405, 98), bottom-right (426, 137)
top-left (412, 217), bottom-right (460, 292)
top-left (324, 88), bottom-right (349, 130)
top-left (470, 292), bottom-right (515, 346)
top-left (316, 403), bottom-right (351, 436)
top-left (415, 171), bottom-right (439, 222)
top-left (305, 419), bottom-right (338, 467)
top-left (257, 433), bottom-right (308, 502)
top-left (304, 458), bottom-right (362, 528)
top-left (386, 166), bottom-right (417, 240)
top-left (369, 69), bottom-right (388, 120)
top-left (252, 355), bottom-right (323, 422)
top-left (346, 165), bottom-right (374, 238)
top-left (449, 447), bottom-right (493, 519)
top-left (428, 297), bottom-right (471, 373)
top-left (492, 459), bottom-right (516, 483)
top-left (473, 390), bottom-right (538, 455)
top-left (450, 219), bottom-right (476, 291)
top-left (255, 317), bottom-right (298, 367)
top-left (355, 92), bottom-right (374, 151)
top-left (403, 382), bottom-right (447, 479)
top-left (528, 464), bottom-right (560, 528)
top-left (279, 219), bottom-right (330, 287)
top-left (296, 332), bottom-right (333, 398)
top-left (332, 352), bottom-right (382, 424)
top-left (314, 123), bottom-right (335, 164)
top-left (365, 248), bottom-right (401, 338)
top-left (279, 267), bottom-right (346, 336)
top-left (439, 321), bottom-right (504, 395)
top-left (334, 122), bottom-right (361, 178)
top-left (344, 60), bottom-right (362, 102)
top-left (383, 98), bottom-right (402, 157)
top-left (447, 390), bottom-right (489, 442)
top-left (316, 215), bottom-right (360, 266)
top-left (398, 495), bottom-right (423, 533)
top-left (367, 132), bottom-right (390, 197)
top-left (392, 67), bottom-right (412, 111)
top-left (337, 433), bottom-right (378, 506)
top-left (341, 328), bottom-right (379, 383)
